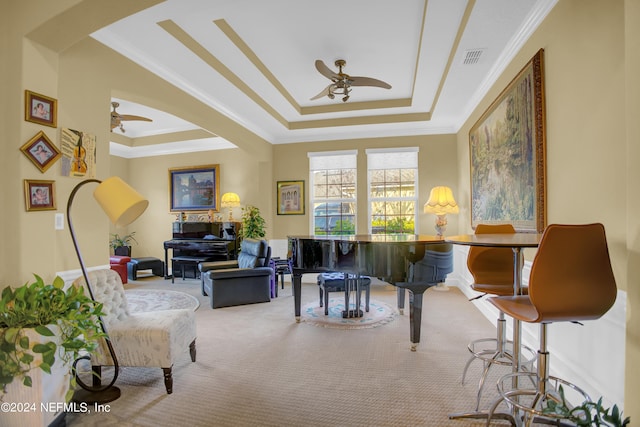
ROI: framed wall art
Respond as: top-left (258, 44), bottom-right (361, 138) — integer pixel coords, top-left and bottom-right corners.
top-left (469, 48), bottom-right (547, 233)
top-left (277, 180), bottom-right (305, 215)
top-left (169, 164), bottom-right (220, 212)
top-left (20, 131), bottom-right (61, 173)
top-left (25, 90), bottom-right (57, 128)
top-left (24, 179), bottom-right (56, 211)
top-left (60, 128), bottom-right (96, 178)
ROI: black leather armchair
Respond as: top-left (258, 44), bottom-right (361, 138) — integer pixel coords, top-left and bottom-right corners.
top-left (200, 238), bottom-right (273, 308)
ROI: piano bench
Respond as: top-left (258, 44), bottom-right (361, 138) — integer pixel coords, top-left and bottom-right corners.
top-left (317, 273), bottom-right (371, 316)
top-left (127, 257), bottom-right (165, 281)
top-left (172, 256), bottom-right (214, 283)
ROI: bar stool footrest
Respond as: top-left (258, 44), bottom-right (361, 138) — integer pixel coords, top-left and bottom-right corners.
top-left (491, 372), bottom-right (592, 425)
top-left (467, 338), bottom-right (537, 367)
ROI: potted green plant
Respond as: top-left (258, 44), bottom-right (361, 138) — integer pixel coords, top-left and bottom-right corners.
top-left (542, 386), bottom-right (630, 426)
top-left (240, 205), bottom-right (266, 239)
top-left (109, 232), bottom-right (137, 256)
top-left (0, 274), bottom-right (105, 407)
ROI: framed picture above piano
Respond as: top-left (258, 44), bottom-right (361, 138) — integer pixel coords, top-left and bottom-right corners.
top-left (169, 164), bottom-right (220, 212)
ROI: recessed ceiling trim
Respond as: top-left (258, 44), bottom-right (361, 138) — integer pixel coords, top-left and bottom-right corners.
top-left (301, 98), bottom-right (412, 115)
top-left (289, 112), bottom-right (431, 130)
top-left (214, 18), bottom-right (300, 113)
top-left (452, 0), bottom-right (559, 132)
top-left (157, 19), bottom-right (290, 127)
top-left (428, 0), bottom-right (476, 112)
top-left (215, 18), bottom-right (420, 116)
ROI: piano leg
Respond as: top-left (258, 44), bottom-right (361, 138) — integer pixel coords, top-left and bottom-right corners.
top-left (292, 270), bottom-right (303, 322)
top-left (394, 281), bottom-right (437, 351)
top-left (397, 288), bottom-right (405, 315)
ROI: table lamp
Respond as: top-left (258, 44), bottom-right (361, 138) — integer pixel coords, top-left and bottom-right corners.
top-left (67, 176), bottom-right (148, 403)
top-left (424, 186), bottom-right (459, 236)
top-left (221, 192), bottom-right (240, 221)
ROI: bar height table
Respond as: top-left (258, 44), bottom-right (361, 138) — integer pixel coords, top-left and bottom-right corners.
top-left (445, 233), bottom-right (542, 424)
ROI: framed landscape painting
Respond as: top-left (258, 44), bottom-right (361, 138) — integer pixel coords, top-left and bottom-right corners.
top-left (169, 164), bottom-right (220, 212)
top-left (469, 49), bottom-right (547, 233)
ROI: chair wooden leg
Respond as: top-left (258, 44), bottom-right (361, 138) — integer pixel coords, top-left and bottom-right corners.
top-left (189, 339), bottom-right (197, 362)
top-left (162, 367), bottom-right (173, 394)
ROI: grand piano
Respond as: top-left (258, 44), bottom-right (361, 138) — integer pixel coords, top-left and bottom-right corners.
top-left (288, 234), bottom-right (453, 350)
top-left (163, 221), bottom-right (239, 279)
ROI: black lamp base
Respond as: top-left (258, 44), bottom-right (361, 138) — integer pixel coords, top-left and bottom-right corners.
top-left (72, 386), bottom-right (121, 405)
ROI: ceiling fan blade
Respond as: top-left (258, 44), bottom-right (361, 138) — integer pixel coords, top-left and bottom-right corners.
top-left (310, 84), bottom-right (333, 100)
top-left (315, 60), bottom-right (339, 80)
top-left (350, 76), bottom-right (392, 89)
top-left (119, 114), bottom-right (153, 122)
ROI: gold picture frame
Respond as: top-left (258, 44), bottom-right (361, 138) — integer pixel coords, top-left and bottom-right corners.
top-left (469, 48), bottom-right (547, 233)
top-left (24, 179), bottom-right (56, 211)
top-left (25, 90), bottom-right (57, 128)
top-left (168, 164), bottom-right (220, 212)
top-left (20, 131), bottom-right (61, 173)
top-left (277, 180), bottom-right (305, 215)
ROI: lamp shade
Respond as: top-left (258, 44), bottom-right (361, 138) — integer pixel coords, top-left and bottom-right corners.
top-left (93, 176), bottom-right (149, 228)
top-left (221, 192), bottom-right (241, 208)
top-left (424, 186), bottom-right (459, 215)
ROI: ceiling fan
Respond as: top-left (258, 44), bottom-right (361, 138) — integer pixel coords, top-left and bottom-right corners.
top-left (110, 101), bottom-right (153, 133)
top-left (310, 59), bottom-right (392, 102)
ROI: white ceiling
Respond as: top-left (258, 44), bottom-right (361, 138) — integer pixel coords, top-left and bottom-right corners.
top-left (94, 0), bottom-right (557, 153)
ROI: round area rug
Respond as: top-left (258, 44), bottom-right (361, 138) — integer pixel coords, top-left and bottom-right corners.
top-left (125, 289), bottom-right (200, 312)
top-left (302, 298), bottom-right (397, 329)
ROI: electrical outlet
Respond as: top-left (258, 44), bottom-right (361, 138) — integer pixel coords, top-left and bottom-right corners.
top-left (55, 213), bottom-right (64, 230)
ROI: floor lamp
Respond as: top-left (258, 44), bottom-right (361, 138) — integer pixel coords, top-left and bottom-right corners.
top-left (67, 176), bottom-right (148, 404)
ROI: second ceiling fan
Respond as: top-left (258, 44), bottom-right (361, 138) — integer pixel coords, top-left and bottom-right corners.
top-left (110, 101), bottom-right (153, 133)
top-left (310, 59), bottom-right (392, 102)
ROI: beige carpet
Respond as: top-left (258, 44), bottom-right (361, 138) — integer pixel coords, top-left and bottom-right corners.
top-left (65, 275), bottom-right (525, 426)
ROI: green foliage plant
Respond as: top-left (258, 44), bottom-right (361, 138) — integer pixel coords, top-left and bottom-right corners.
top-left (109, 232), bottom-right (137, 251)
top-left (0, 275), bottom-right (105, 402)
top-left (241, 205), bottom-right (266, 239)
top-left (542, 386), bottom-right (630, 427)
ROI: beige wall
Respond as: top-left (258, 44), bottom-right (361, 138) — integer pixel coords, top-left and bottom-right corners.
top-left (122, 148), bottom-right (271, 262)
top-left (3, 0), bottom-right (638, 419)
top-left (624, 0), bottom-right (640, 415)
top-left (271, 134), bottom-right (458, 238)
top-left (455, 0), bottom-right (637, 418)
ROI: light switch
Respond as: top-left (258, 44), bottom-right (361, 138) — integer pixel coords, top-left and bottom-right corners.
top-left (55, 213), bottom-right (64, 230)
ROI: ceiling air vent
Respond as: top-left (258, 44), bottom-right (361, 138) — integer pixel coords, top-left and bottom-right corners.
top-left (462, 49), bottom-right (485, 65)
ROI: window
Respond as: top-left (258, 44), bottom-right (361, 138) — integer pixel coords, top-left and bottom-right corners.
top-left (367, 148), bottom-right (418, 234)
top-left (309, 150), bottom-right (357, 235)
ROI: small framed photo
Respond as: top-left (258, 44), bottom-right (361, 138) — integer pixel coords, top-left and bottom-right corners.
top-left (25, 90), bottom-right (57, 127)
top-left (24, 179), bottom-right (56, 211)
top-left (277, 180), bottom-right (305, 215)
top-left (20, 131), bottom-right (61, 173)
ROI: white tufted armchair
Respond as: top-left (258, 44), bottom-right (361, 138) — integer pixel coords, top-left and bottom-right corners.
top-left (73, 269), bottom-right (196, 394)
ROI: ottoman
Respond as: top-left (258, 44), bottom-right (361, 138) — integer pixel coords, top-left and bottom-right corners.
top-left (110, 255), bottom-right (131, 284)
top-left (127, 257), bottom-right (165, 281)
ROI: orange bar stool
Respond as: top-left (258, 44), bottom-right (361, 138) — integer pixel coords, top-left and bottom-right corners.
top-left (461, 224), bottom-right (535, 410)
top-left (487, 223), bottom-right (617, 425)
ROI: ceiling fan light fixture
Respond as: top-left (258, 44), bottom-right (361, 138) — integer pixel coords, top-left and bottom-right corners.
top-left (311, 58), bottom-right (391, 103)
